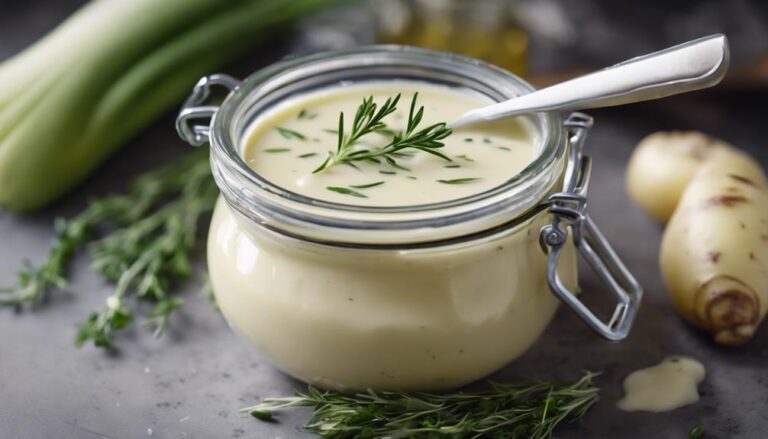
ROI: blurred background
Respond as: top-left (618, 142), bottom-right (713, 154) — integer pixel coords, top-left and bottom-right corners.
top-left (302, 0), bottom-right (768, 90)
top-left (4, 0), bottom-right (768, 90)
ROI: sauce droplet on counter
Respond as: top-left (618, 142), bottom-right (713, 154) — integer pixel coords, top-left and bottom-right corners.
top-left (617, 356), bottom-right (705, 412)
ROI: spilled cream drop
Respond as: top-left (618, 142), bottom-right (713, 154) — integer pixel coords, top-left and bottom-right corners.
top-left (617, 356), bottom-right (705, 412)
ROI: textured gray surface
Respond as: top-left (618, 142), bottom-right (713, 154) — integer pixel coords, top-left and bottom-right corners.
top-left (2, 2), bottom-right (768, 439)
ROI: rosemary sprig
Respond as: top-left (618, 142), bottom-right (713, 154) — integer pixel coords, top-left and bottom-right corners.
top-left (243, 372), bottom-right (599, 439)
top-left (313, 93), bottom-right (453, 173)
top-left (1, 150), bottom-right (217, 348)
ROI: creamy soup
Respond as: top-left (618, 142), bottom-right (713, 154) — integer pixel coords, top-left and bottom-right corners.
top-left (242, 82), bottom-right (537, 206)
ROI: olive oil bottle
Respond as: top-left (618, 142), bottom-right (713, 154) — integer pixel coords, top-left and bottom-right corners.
top-left (373, 0), bottom-right (528, 75)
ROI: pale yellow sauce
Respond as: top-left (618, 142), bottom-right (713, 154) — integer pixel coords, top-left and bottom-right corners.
top-left (617, 356), bottom-right (705, 412)
top-left (242, 81), bottom-right (536, 206)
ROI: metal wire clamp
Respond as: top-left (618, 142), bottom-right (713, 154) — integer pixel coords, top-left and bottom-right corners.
top-left (539, 113), bottom-right (642, 341)
top-left (176, 74), bottom-right (240, 147)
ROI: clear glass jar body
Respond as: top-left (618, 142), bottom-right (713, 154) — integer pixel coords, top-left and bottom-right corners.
top-left (203, 46), bottom-right (575, 390)
top-left (209, 199), bottom-right (575, 390)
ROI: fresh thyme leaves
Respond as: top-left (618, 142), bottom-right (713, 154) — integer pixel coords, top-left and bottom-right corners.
top-left (438, 178), bottom-right (480, 184)
top-left (0, 214), bottom-right (96, 307)
top-left (264, 148), bottom-right (291, 153)
top-left (276, 126), bottom-right (306, 140)
top-left (243, 372), bottom-right (600, 439)
top-left (298, 109), bottom-right (317, 120)
top-left (1, 151), bottom-right (217, 348)
top-left (350, 181), bottom-right (385, 189)
top-left (298, 153), bottom-right (319, 158)
top-left (313, 93), bottom-right (453, 173)
top-left (326, 186), bottom-right (367, 198)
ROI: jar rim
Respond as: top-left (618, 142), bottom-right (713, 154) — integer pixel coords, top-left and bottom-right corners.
top-left (209, 45), bottom-right (567, 245)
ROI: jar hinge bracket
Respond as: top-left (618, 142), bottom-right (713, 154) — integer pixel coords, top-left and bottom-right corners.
top-left (540, 112), bottom-right (643, 341)
top-left (176, 74), bottom-right (241, 147)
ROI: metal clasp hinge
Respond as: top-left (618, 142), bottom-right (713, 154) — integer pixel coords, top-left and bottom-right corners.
top-left (176, 74), bottom-right (241, 147)
top-left (540, 113), bottom-right (643, 341)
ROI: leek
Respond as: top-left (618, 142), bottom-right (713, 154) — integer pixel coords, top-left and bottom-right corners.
top-left (0, 0), bottom-right (340, 211)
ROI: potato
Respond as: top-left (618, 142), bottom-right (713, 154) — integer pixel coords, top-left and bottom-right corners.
top-left (626, 131), bottom-right (732, 223)
top-left (660, 148), bottom-right (768, 345)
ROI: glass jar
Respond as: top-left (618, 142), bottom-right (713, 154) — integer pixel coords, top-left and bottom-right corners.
top-left (177, 46), bottom-right (641, 391)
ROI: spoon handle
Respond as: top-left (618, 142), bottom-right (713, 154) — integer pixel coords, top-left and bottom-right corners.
top-left (450, 34), bottom-right (729, 128)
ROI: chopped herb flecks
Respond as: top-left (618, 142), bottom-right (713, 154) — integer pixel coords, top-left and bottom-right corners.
top-left (444, 164), bottom-right (461, 169)
top-left (298, 153), bottom-right (319, 158)
top-left (276, 126), bottom-right (306, 140)
top-left (298, 109), bottom-right (317, 120)
top-left (406, 176), bottom-right (417, 180)
top-left (464, 138), bottom-right (474, 143)
top-left (326, 186), bottom-right (367, 198)
top-left (437, 178), bottom-right (480, 184)
top-left (483, 138), bottom-right (492, 144)
top-left (350, 181), bottom-right (385, 189)
top-left (379, 170), bottom-right (397, 175)
top-left (263, 148), bottom-right (291, 153)
top-left (497, 146), bottom-right (511, 151)
top-left (455, 154), bottom-right (475, 162)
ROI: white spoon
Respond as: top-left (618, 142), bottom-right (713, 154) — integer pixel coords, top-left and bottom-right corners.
top-left (449, 34), bottom-right (729, 128)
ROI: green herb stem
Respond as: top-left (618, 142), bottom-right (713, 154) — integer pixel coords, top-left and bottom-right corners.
top-left (243, 372), bottom-right (600, 439)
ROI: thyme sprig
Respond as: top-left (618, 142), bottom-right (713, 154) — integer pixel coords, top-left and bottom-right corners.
top-left (1, 150), bottom-right (217, 348)
top-left (313, 93), bottom-right (453, 173)
top-left (244, 372), bottom-right (599, 439)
